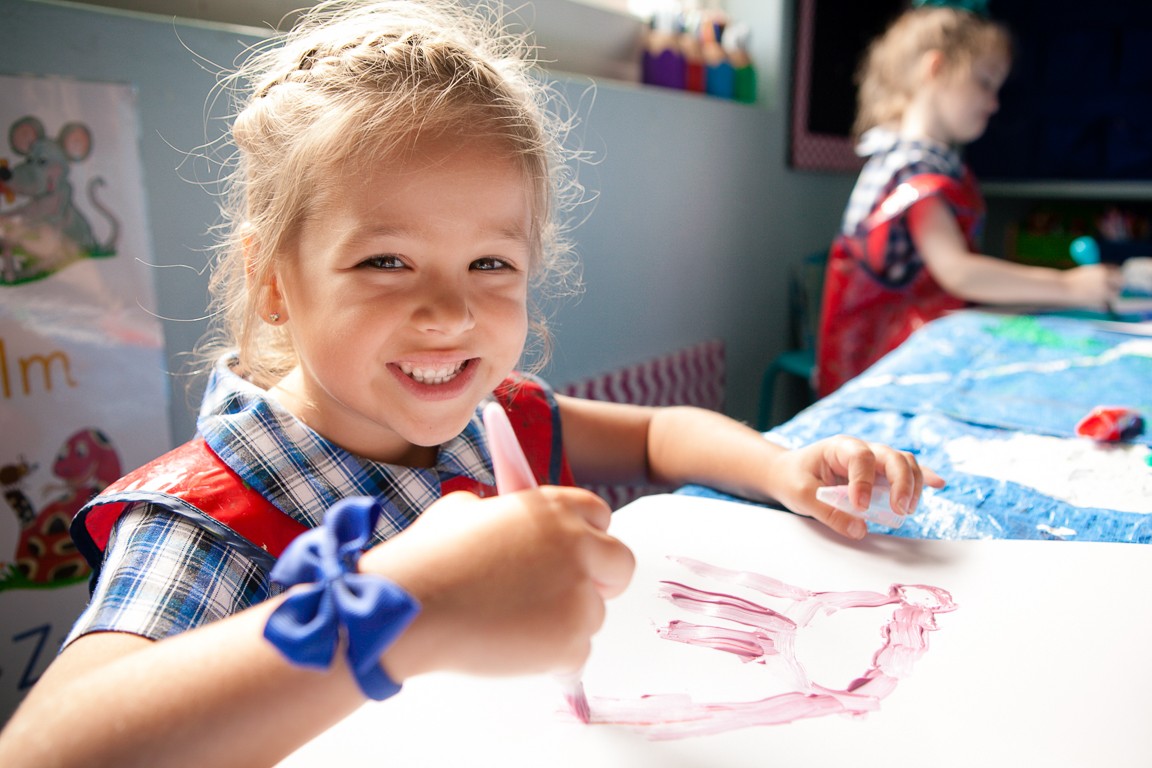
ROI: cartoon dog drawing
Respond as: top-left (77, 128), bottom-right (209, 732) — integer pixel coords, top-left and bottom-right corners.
top-left (1, 429), bottom-right (121, 588)
top-left (0, 116), bottom-right (119, 285)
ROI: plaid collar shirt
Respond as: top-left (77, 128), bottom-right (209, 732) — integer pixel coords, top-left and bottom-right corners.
top-left (197, 354), bottom-right (498, 538)
top-left (840, 128), bottom-right (967, 286)
top-left (65, 354), bottom-right (509, 647)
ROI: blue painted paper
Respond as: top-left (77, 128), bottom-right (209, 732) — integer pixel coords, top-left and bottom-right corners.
top-left (684, 312), bottom-right (1152, 543)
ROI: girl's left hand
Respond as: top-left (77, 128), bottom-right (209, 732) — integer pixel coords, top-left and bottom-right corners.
top-left (767, 436), bottom-right (945, 540)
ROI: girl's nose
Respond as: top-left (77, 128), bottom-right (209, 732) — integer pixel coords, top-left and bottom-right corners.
top-left (413, 280), bottom-right (476, 335)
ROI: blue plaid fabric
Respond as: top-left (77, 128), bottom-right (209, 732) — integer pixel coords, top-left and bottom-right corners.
top-left (840, 128), bottom-right (968, 286)
top-left (65, 354), bottom-right (535, 648)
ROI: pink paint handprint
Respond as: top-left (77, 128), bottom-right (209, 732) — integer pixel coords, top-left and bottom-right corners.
top-left (585, 557), bottom-right (956, 739)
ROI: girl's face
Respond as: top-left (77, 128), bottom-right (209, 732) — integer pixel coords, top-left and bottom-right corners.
top-left (929, 50), bottom-right (1009, 145)
top-left (266, 134), bottom-right (533, 465)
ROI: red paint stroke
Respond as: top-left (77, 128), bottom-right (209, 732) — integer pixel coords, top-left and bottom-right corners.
top-left (585, 556), bottom-right (956, 739)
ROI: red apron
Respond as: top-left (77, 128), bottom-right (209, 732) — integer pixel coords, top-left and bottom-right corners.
top-left (816, 172), bottom-right (983, 397)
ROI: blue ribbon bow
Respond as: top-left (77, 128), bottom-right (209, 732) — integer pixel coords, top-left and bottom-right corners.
top-left (264, 496), bottom-right (420, 700)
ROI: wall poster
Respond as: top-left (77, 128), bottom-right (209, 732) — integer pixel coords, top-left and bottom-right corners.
top-left (0, 73), bottom-right (171, 721)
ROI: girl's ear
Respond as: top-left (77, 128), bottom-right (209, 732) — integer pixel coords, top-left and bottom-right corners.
top-left (259, 272), bottom-right (287, 325)
top-left (243, 226), bottom-right (288, 325)
top-left (919, 49), bottom-right (947, 83)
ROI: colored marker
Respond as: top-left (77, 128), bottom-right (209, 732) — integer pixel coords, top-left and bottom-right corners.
top-left (482, 402), bottom-right (592, 723)
top-left (816, 478), bottom-right (905, 529)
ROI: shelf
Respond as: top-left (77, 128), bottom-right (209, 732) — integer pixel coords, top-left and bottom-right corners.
top-left (983, 180), bottom-right (1152, 201)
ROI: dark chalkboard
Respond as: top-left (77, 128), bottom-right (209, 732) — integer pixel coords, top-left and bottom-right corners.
top-left (791, 0), bottom-right (1152, 181)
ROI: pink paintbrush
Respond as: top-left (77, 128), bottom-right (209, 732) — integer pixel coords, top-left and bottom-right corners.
top-left (482, 401), bottom-right (592, 724)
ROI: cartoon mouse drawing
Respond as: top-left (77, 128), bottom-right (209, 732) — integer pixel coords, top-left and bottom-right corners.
top-left (0, 429), bottom-right (121, 588)
top-left (0, 116), bottom-right (119, 285)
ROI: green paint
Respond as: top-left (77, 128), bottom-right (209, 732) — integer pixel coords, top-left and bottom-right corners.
top-left (984, 315), bottom-right (1108, 354)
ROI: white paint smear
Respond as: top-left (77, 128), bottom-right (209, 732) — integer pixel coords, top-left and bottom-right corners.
top-left (945, 433), bottom-right (1152, 514)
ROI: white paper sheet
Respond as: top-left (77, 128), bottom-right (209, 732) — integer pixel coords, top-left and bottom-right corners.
top-left (278, 494), bottom-right (1152, 768)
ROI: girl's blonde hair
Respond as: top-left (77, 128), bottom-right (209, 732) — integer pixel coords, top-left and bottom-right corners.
top-left (853, 6), bottom-right (1011, 140)
top-left (200, 0), bottom-right (580, 388)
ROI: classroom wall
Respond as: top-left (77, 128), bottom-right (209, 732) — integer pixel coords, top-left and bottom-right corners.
top-left (1, 0), bottom-right (855, 445)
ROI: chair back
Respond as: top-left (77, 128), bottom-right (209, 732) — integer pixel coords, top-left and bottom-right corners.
top-left (788, 249), bottom-right (828, 354)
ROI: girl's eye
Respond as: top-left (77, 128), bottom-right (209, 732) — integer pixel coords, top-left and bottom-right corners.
top-left (472, 256), bottom-right (516, 272)
top-left (360, 255), bottom-right (405, 270)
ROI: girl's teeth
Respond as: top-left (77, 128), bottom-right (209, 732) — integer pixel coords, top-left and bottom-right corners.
top-left (399, 361), bottom-right (466, 384)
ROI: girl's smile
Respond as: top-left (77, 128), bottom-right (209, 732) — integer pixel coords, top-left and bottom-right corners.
top-left (389, 357), bottom-right (479, 401)
top-left (395, 359), bottom-right (469, 385)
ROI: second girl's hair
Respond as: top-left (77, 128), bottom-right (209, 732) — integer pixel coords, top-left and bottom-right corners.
top-left (201, 0), bottom-right (582, 388)
top-left (853, 6), bottom-right (1011, 140)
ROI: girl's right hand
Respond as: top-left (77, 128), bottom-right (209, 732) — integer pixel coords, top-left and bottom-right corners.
top-left (360, 487), bottom-right (635, 682)
top-left (1064, 263), bottom-right (1123, 305)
